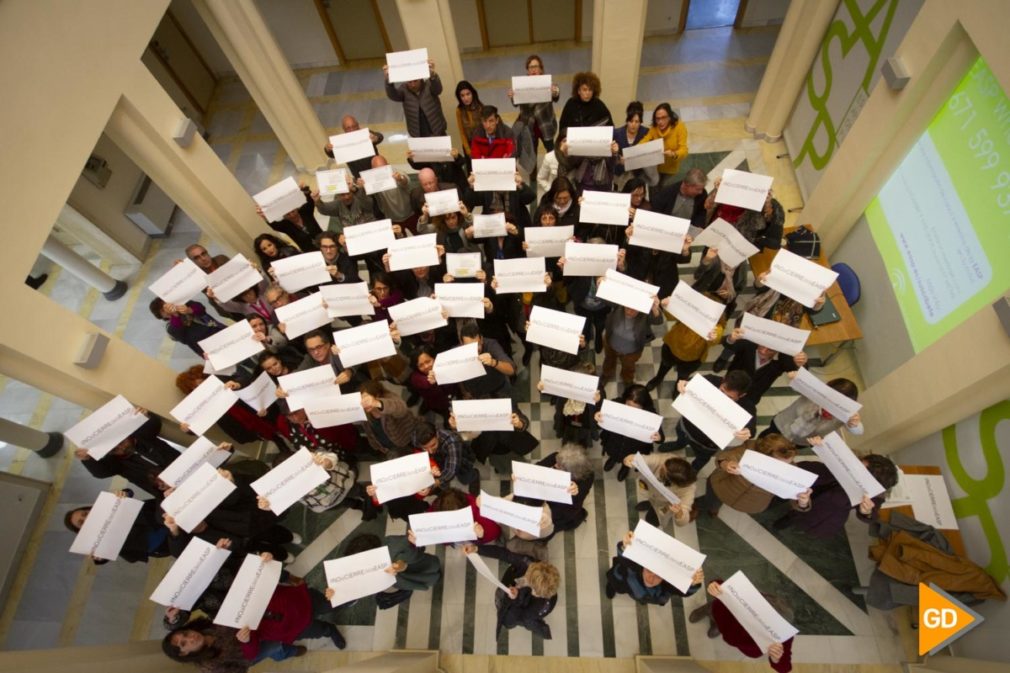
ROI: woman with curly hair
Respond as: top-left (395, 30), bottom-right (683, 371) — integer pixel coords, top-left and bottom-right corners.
top-left (558, 71), bottom-right (613, 134)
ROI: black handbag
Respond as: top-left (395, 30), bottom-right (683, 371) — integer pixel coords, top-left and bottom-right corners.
top-left (785, 226), bottom-right (821, 259)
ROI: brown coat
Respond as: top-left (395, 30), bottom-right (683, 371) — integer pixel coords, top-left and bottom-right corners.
top-left (709, 445), bottom-right (775, 514)
top-left (361, 394), bottom-right (419, 454)
top-left (870, 531), bottom-right (1007, 601)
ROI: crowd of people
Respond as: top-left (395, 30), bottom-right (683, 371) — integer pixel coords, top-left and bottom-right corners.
top-left (69, 55), bottom-right (908, 673)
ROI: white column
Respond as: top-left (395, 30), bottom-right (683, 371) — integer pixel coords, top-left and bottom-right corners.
top-left (744, 0), bottom-right (839, 141)
top-left (0, 417), bottom-right (64, 458)
top-left (40, 236), bottom-right (127, 300)
top-left (591, 0), bottom-right (648, 118)
top-left (192, 0), bottom-right (328, 172)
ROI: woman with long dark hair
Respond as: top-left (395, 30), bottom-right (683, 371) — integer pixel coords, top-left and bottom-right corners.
top-left (455, 80), bottom-right (483, 160)
top-left (252, 233), bottom-right (299, 272)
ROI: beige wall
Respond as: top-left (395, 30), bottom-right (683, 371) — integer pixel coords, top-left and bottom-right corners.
top-left (377, 0), bottom-right (410, 52)
top-left (168, 0), bottom-right (232, 76)
top-left (253, 0), bottom-right (339, 68)
top-left (449, 0), bottom-right (483, 52)
top-left (67, 134), bottom-right (151, 261)
top-left (795, 0), bottom-right (1010, 452)
top-left (645, 0), bottom-right (685, 35)
top-left (738, 0), bottom-right (790, 27)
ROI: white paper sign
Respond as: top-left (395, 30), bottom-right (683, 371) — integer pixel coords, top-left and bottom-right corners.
top-left (739, 312), bottom-right (810, 357)
top-left (200, 320), bottom-right (264, 370)
top-left (324, 546), bottom-right (396, 607)
top-left (739, 449), bottom-right (818, 500)
top-left (149, 258), bottom-right (208, 304)
top-left (361, 164), bottom-right (397, 195)
top-left (631, 453), bottom-right (681, 506)
top-left (719, 571), bottom-right (799, 652)
top-left (494, 257), bottom-right (546, 293)
top-left (424, 188), bottom-right (461, 217)
top-left (205, 254), bottom-right (263, 303)
top-left (321, 282), bottom-right (375, 318)
top-left (329, 129), bottom-right (375, 164)
top-left (435, 282), bottom-right (484, 319)
top-left (388, 296), bottom-right (447, 336)
top-left (472, 212), bottom-right (507, 238)
top-left (763, 248), bottom-right (839, 308)
top-left (254, 177), bottom-right (305, 223)
top-left (524, 225), bottom-right (573, 258)
top-left (714, 169), bottom-right (774, 211)
top-left (600, 399), bottom-right (663, 444)
top-left (479, 490), bottom-right (543, 537)
top-left (159, 436), bottom-right (230, 488)
top-left (567, 126), bottom-right (614, 157)
top-left (789, 367), bottom-right (862, 423)
top-left (214, 554), bottom-right (283, 629)
top-left (562, 241), bottom-right (618, 277)
top-left (371, 452), bottom-right (434, 504)
top-left (202, 360), bottom-right (236, 377)
top-left (316, 168), bottom-right (348, 200)
top-left (446, 252), bottom-right (481, 278)
top-left (388, 233), bottom-right (438, 271)
top-left (409, 507), bottom-right (477, 546)
top-left (511, 74), bottom-right (552, 104)
top-left (466, 552), bottom-right (510, 592)
top-left (386, 47), bottom-right (430, 83)
top-left (596, 268), bottom-right (659, 313)
top-left (304, 392), bottom-right (367, 429)
top-left (252, 448), bottom-right (331, 514)
top-left (65, 395), bottom-right (148, 460)
top-left (344, 219), bottom-right (395, 256)
top-left (666, 281), bottom-right (724, 339)
top-left (672, 375), bottom-right (752, 450)
top-left (812, 432), bottom-right (886, 506)
top-left (270, 251), bottom-right (331, 293)
top-left (274, 293), bottom-right (330, 340)
top-left (691, 218), bottom-right (760, 269)
top-left (452, 398), bottom-right (513, 432)
top-left (527, 305), bottom-right (585, 355)
top-left (579, 190), bottom-right (631, 226)
top-left (904, 474), bottom-right (959, 529)
top-left (170, 376), bottom-right (238, 437)
top-left (622, 520), bottom-right (706, 593)
top-left (150, 537), bottom-right (231, 610)
top-left (630, 210), bottom-right (689, 253)
top-left (407, 136), bottom-right (453, 162)
top-left (333, 320), bottom-right (397, 367)
top-left (69, 492), bottom-right (144, 561)
top-left (622, 138), bottom-right (665, 171)
top-left (512, 460), bottom-right (572, 504)
top-left (433, 342), bottom-right (485, 384)
top-left (539, 364), bottom-right (599, 404)
top-left (161, 463), bottom-right (237, 533)
top-left (277, 365), bottom-right (339, 412)
top-left (236, 371), bottom-right (277, 414)
top-left (472, 158), bottom-right (517, 192)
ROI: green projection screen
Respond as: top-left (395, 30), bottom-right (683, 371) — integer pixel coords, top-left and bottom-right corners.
top-left (865, 57), bottom-right (1010, 352)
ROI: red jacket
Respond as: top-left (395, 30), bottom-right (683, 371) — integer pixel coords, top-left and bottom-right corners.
top-left (712, 598), bottom-right (794, 673)
top-left (470, 123), bottom-right (516, 160)
top-left (240, 584), bottom-right (312, 659)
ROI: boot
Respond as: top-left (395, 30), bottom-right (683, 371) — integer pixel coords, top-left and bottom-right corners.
top-left (616, 465), bottom-right (630, 482)
top-left (603, 457), bottom-right (617, 472)
top-left (711, 353), bottom-right (731, 373)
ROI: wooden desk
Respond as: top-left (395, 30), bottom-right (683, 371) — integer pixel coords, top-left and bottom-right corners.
top-left (748, 243), bottom-right (863, 348)
top-left (878, 465), bottom-right (965, 557)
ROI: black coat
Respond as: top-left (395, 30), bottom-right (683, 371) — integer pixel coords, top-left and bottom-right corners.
top-left (651, 180), bottom-right (708, 229)
top-left (268, 192), bottom-right (323, 252)
top-left (721, 338), bottom-right (799, 403)
top-left (477, 544), bottom-right (557, 638)
top-left (80, 416), bottom-right (177, 497)
top-left (536, 452), bottom-right (594, 532)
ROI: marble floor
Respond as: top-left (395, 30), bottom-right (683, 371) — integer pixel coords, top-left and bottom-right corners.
top-left (0, 25), bottom-right (912, 667)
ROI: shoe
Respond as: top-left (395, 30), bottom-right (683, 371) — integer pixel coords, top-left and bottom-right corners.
top-left (772, 516), bottom-right (792, 530)
top-left (688, 604), bottom-right (709, 623)
top-left (617, 465), bottom-right (630, 482)
top-left (329, 625), bottom-right (346, 650)
top-left (644, 378), bottom-right (660, 392)
top-left (290, 533), bottom-right (303, 545)
top-left (406, 392), bottom-right (420, 407)
top-left (707, 621), bottom-right (720, 639)
top-left (689, 504), bottom-right (700, 522)
top-left (292, 645), bottom-right (308, 657)
top-left (605, 583), bottom-right (616, 599)
top-left (603, 457), bottom-right (617, 472)
top-left (711, 356), bottom-right (730, 373)
top-left (25, 273), bottom-right (48, 290)
top-left (635, 501), bottom-right (651, 512)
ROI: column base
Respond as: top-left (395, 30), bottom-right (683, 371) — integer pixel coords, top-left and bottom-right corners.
top-left (37, 432), bottom-right (65, 458)
top-left (102, 280), bottom-right (128, 301)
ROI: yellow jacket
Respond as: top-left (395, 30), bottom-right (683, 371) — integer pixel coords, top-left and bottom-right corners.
top-left (643, 122), bottom-right (688, 175)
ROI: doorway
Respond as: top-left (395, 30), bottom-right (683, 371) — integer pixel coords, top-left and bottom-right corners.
top-left (684, 0), bottom-right (742, 30)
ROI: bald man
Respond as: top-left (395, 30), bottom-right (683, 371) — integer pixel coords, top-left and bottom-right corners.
top-left (408, 167), bottom-right (459, 221)
top-left (324, 115), bottom-right (385, 178)
top-left (356, 155), bottom-right (416, 232)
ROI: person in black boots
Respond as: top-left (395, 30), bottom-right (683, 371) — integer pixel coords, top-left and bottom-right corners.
top-left (596, 384), bottom-right (664, 481)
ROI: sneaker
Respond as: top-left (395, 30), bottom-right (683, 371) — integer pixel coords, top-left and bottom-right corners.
top-left (290, 533), bottom-right (303, 545)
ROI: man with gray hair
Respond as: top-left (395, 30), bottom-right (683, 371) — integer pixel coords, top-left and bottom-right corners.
top-left (653, 167), bottom-right (708, 228)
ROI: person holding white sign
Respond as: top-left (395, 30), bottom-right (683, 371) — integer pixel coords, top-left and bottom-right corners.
top-left (613, 102), bottom-right (649, 186)
top-left (255, 183), bottom-right (324, 254)
top-left (356, 156), bottom-right (414, 231)
top-left (470, 106), bottom-right (516, 159)
top-left (764, 374), bottom-right (864, 447)
top-left (556, 127), bottom-right (619, 195)
top-left (698, 435), bottom-right (804, 518)
top-left (65, 489), bottom-right (170, 564)
top-left (359, 380), bottom-right (421, 456)
top-left (76, 412), bottom-right (179, 498)
top-left (254, 449), bottom-right (365, 516)
top-left (641, 103), bottom-right (689, 189)
top-left (508, 54), bottom-right (561, 158)
top-left (329, 533), bottom-right (441, 610)
top-left (695, 579), bottom-right (795, 672)
top-left (324, 114), bottom-right (385, 177)
top-left (773, 436), bottom-right (898, 538)
top-left (149, 297), bottom-right (227, 358)
top-left (600, 298), bottom-right (665, 387)
top-left (528, 447), bottom-right (595, 534)
top-left (383, 57), bottom-right (447, 138)
top-left (558, 71), bottom-right (613, 134)
top-left (621, 452), bottom-right (698, 528)
top-left (605, 530), bottom-right (704, 604)
top-left (315, 179), bottom-right (375, 238)
top-left (461, 542), bottom-right (560, 639)
top-left (710, 326), bottom-right (808, 404)
top-left (596, 385), bottom-right (664, 481)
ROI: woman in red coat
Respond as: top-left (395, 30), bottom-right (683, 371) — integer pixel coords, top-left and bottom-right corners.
top-left (704, 579), bottom-right (794, 673)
